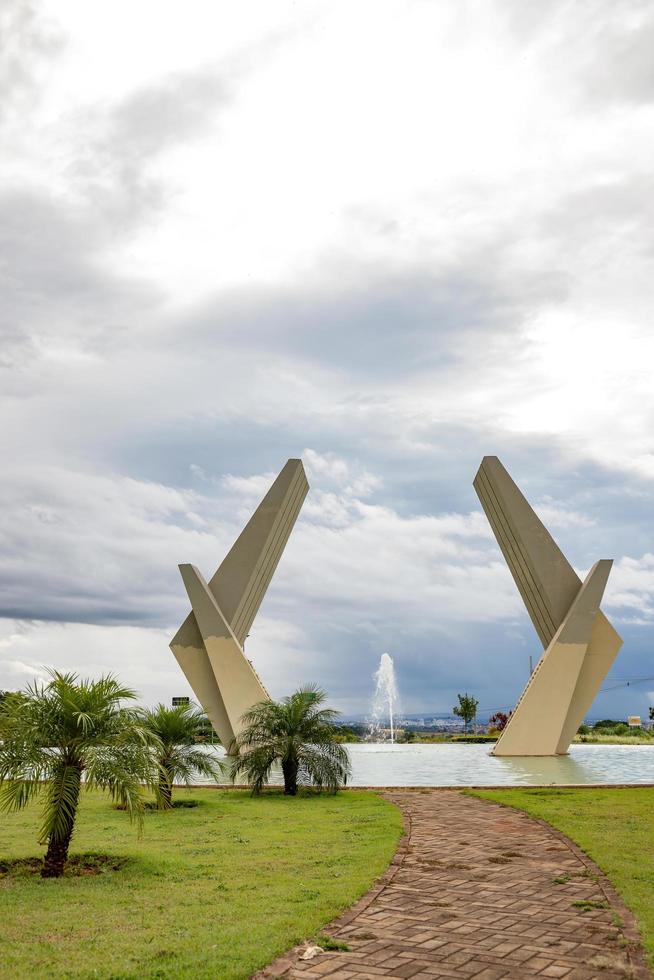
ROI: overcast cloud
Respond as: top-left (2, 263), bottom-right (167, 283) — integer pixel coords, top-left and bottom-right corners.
top-left (1, 0), bottom-right (653, 721)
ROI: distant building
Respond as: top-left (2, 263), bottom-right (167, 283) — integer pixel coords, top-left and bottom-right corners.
top-left (627, 715), bottom-right (641, 728)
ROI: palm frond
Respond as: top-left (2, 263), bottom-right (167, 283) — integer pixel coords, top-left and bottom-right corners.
top-left (298, 743), bottom-right (351, 791)
top-left (85, 745), bottom-right (153, 830)
top-left (100, 771), bottom-right (148, 830)
top-left (168, 748), bottom-right (222, 783)
top-left (0, 778), bottom-right (44, 812)
top-left (232, 686), bottom-right (348, 793)
top-left (227, 745), bottom-right (278, 794)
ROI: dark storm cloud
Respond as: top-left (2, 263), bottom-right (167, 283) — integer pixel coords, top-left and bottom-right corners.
top-left (0, 467), bottom-right (195, 627)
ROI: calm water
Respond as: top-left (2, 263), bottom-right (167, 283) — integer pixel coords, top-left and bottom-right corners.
top-left (199, 742), bottom-right (654, 787)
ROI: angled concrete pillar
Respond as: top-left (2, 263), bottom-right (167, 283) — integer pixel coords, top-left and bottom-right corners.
top-left (170, 458), bottom-right (309, 748)
top-left (474, 456), bottom-right (622, 756)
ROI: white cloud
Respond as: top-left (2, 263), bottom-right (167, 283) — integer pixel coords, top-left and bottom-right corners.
top-left (606, 553), bottom-right (654, 621)
top-left (533, 497), bottom-right (596, 530)
top-left (0, 452), bottom-right (526, 708)
top-left (0, 619), bottom-right (179, 702)
top-left (1, 0), bottom-right (654, 716)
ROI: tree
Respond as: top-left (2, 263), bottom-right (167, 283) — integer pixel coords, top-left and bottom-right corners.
top-left (489, 711), bottom-right (510, 732)
top-left (0, 670), bottom-right (160, 878)
top-left (139, 702), bottom-right (223, 808)
top-left (649, 707), bottom-right (654, 723)
top-left (194, 713), bottom-right (220, 744)
top-left (333, 725), bottom-right (361, 743)
top-left (453, 693), bottom-right (479, 734)
top-left (227, 685), bottom-right (351, 795)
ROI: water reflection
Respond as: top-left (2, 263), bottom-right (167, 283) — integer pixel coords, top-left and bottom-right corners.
top-left (491, 752), bottom-right (590, 786)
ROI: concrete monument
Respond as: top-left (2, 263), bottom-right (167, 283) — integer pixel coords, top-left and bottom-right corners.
top-left (170, 458), bottom-right (309, 748)
top-left (474, 456), bottom-right (622, 756)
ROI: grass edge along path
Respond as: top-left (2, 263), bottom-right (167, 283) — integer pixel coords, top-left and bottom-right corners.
top-left (0, 788), bottom-right (403, 980)
top-left (470, 787), bottom-right (654, 973)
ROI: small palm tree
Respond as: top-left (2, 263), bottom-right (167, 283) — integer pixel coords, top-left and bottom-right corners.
top-left (139, 702), bottom-right (223, 807)
top-left (0, 670), bottom-right (160, 878)
top-left (228, 685), bottom-right (351, 795)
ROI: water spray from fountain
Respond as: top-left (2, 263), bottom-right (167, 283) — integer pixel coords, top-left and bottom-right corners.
top-left (368, 653), bottom-right (400, 743)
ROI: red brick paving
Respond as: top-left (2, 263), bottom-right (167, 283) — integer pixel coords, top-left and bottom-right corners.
top-left (257, 790), bottom-right (650, 980)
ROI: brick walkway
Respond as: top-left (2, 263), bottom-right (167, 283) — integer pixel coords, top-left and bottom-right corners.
top-left (258, 790), bottom-right (650, 980)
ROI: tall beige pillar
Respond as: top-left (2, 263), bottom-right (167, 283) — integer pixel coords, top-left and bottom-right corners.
top-left (474, 456), bottom-right (622, 756)
top-left (170, 458), bottom-right (309, 748)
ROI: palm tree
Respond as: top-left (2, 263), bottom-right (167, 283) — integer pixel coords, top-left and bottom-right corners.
top-left (0, 670), bottom-right (160, 878)
top-left (139, 702), bottom-right (223, 807)
top-left (228, 685), bottom-right (351, 795)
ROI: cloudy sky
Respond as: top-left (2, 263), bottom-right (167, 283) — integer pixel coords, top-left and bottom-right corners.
top-left (1, 0), bottom-right (653, 722)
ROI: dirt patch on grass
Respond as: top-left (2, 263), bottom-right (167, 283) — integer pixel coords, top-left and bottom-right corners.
top-left (0, 854), bottom-right (128, 878)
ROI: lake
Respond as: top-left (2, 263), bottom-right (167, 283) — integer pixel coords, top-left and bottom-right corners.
top-left (198, 742), bottom-right (654, 787)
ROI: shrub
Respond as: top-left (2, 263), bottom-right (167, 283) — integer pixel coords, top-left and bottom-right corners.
top-left (489, 711), bottom-right (510, 732)
top-left (451, 734), bottom-right (497, 743)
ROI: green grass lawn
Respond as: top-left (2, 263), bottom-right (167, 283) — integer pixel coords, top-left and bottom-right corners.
top-left (0, 788), bottom-right (403, 979)
top-left (471, 788), bottom-right (654, 968)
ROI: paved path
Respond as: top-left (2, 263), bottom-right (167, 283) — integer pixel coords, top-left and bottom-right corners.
top-left (259, 790), bottom-right (649, 980)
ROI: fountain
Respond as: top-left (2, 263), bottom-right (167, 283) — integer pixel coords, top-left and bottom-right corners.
top-left (368, 653), bottom-right (400, 743)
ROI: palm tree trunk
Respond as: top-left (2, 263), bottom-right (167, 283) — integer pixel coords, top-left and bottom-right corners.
top-left (42, 832), bottom-right (74, 878)
top-left (41, 773), bottom-right (80, 878)
top-left (282, 757), bottom-right (299, 795)
top-left (159, 767), bottom-right (173, 809)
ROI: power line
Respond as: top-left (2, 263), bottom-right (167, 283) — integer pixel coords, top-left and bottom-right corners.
top-left (596, 675), bottom-right (654, 693)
